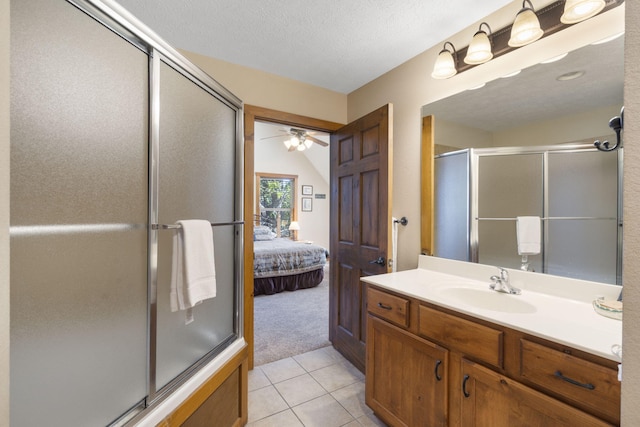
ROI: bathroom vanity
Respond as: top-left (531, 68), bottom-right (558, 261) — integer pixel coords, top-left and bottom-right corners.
top-left (362, 256), bottom-right (622, 426)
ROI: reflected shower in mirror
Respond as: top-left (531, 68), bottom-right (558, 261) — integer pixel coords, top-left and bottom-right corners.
top-left (422, 31), bottom-right (624, 285)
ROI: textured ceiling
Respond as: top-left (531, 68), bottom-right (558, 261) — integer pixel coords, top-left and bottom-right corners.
top-left (113, 0), bottom-right (515, 94)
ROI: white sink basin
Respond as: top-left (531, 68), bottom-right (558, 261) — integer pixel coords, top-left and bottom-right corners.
top-left (437, 286), bottom-right (537, 314)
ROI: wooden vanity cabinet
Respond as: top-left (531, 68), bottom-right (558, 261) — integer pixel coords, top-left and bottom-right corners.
top-left (366, 285), bottom-right (621, 427)
top-left (367, 316), bottom-right (448, 426)
top-left (366, 290), bottom-right (448, 426)
top-left (459, 358), bottom-right (612, 427)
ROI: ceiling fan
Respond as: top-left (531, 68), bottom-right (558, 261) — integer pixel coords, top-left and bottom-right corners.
top-left (260, 127), bottom-right (328, 152)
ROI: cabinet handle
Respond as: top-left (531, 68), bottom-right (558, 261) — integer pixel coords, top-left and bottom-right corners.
top-left (377, 302), bottom-right (392, 310)
top-left (462, 374), bottom-right (470, 397)
top-left (434, 360), bottom-right (442, 381)
top-left (554, 371), bottom-right (595, 390)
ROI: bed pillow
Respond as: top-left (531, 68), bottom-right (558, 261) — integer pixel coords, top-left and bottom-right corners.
top-left (254, 225), bottom-right (272, 235)
top-left (254, 231), bottom-right (276, 241)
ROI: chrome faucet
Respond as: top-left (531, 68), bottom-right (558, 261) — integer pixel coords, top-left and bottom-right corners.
top-left (489, 267), bottom-right (521, 295)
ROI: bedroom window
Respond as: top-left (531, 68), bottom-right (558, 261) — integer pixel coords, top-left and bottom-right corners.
top-left (256, 173), bottom-right (298, 237)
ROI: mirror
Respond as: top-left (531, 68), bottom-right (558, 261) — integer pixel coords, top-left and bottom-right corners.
top-left (421, 30), bottom-right (624, 285)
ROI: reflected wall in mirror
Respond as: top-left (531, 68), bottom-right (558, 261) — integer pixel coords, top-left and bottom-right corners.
top-left (421, 30), bottom-right (624, 285)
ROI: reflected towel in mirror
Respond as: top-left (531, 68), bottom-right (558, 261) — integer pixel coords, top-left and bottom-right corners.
top-left (516, 216), bottom-right (541, 255)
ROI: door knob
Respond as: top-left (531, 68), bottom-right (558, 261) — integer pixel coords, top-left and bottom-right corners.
top-left (369, 256), bottom-right (386, 266)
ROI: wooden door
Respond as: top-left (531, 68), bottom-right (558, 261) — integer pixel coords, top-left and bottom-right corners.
top-left (330, 104), bottom-right (392, 372)
top-left (459, 359), bottom-right (612, 427)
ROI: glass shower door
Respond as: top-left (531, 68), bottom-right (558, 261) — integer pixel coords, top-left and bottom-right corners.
top-left (547, 150), bottom-right (619, 284)
top-left (154, 60), bottom-right (239, 392)
top-left (433, 150), bottom-right (471, 261)
top-left (10, 1), bottom-right (149, 425)
top-left (476, 153), bottom-right (544, 271)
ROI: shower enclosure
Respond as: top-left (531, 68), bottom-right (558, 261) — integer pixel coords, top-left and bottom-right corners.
top-left (433, 144), bottom-right (622, 285)
top-left (10, 1), bottom-right (244, 425)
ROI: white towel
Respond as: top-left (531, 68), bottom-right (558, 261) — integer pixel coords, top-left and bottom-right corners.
top-left (170, 220), bottom-right (217, 323)
top-left (516, 216), bottom-right (541, 255)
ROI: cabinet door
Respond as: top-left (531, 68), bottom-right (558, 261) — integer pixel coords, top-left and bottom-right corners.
top-left (366, 315), bottom-right (448, 427)
top-left (460, 359), bottom-right (612, 427)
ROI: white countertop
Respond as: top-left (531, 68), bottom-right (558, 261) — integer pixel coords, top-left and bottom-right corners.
top-left (361, 256), bottom-right (622, 362)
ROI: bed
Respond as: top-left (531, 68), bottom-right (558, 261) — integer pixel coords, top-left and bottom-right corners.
top-left (253, 224), bottom-right (328, 296)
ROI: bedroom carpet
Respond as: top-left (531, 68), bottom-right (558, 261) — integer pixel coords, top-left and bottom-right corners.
top-left (254, 265), bottom-right (331, 366)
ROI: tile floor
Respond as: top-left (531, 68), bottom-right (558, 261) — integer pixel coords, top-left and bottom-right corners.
top-left (248, 346), bottom-right (387, 426)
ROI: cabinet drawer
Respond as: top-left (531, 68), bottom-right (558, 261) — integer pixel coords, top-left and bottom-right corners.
top-left (520, 339), bottom-right (620, 423)
top-left (367, 287), bottom-right (410, 328)
top-left (419, 305), bottom-right (503, 368)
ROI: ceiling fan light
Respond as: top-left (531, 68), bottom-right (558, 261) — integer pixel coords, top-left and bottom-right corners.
top-left (296, 144), bottom-right (305, 151)
top-left (508, 1), bottom-right (543, 47)
top-left (304, 139), bottom-right (313, 149)
top-left (431, 42), bottom-right (457, 79)
top-left (561, 0), bottom-right (605, 24)
top-left (290, 136), bottom-right (300, 147)
top-left (283, 139), bottom-right (292, 149)
top-left (464, 25), bottom-right (493, 65)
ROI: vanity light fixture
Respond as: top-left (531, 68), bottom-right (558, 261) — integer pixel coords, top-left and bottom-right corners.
top-left (464, 22), bottom-right (493, 65)
top-left (429, 0), bottom-right (623, 80)
top-left (561, 0), bottom-right (606, 24)
top-left (431, 42), bottom-right (457, 79)
top-left (509, 0), bottom-right (544, 47)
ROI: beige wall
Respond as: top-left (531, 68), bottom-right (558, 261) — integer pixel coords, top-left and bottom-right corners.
top-left (436, 104), bottom-right (620, 150)
top-left (1, 0), bottom-right (9, 425)
top-left (182, 50), bottom-right (348, 125)
top-left (491, 104), bottom-right (621, 147)
top-left (435, 119), bottom-right (494, 150)
top-left (622, 0), bottom-right (640, 423)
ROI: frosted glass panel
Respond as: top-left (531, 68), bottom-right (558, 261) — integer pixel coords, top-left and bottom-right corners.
top-left (433, 152), bottom-right (470, 261)
top-left (478, 154), bottom-right (543, 218)
top-left (547, 220), bottom-right (617, 283)
top-left (156, 61), bottom-right (238, 390)
top-left (10, 1), bottom-right (148, 425)
top-left (548, 151), bottom-right (618, 218)
top-left (478, 221), bottom-right (542, 272)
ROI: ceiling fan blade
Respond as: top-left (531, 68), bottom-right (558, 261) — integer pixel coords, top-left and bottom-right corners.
top-left (307, 135), bottom-right (328, 147)
top-left (288, 144), bottom-right (297, 152)
top-left (260, 134), bottom-right (289, 140)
